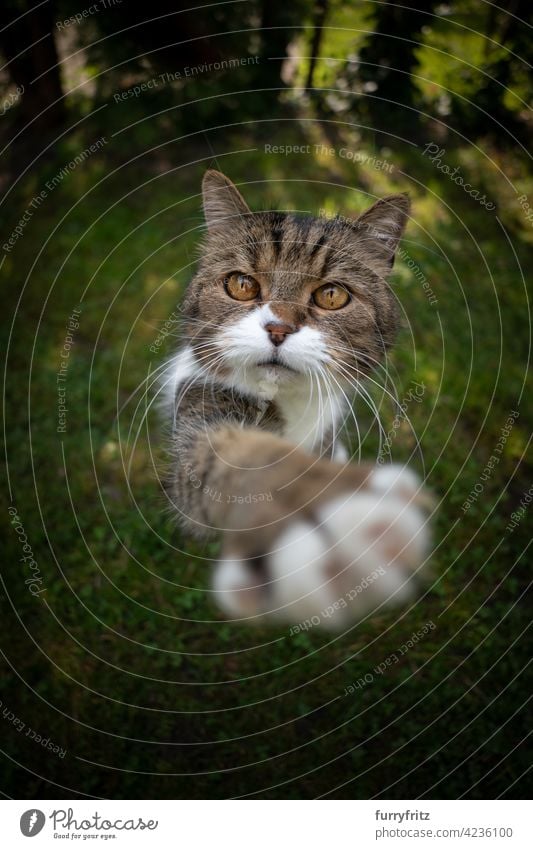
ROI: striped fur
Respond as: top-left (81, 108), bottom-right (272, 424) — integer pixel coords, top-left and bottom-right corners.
top-left (161, 171), bottom-right (431, 627)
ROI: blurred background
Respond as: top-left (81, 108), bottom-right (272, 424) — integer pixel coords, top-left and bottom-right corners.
top-left (0, 0), bottom-right (531, 799)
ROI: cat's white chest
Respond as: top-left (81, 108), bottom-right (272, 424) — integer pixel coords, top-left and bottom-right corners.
top-left (275, 380), bottom-right (346, 457)
top-left (164, 347), bottom-right (348, 459)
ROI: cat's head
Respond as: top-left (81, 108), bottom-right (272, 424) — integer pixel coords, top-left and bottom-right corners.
top-left (183, 170), bottom-right (409, 396)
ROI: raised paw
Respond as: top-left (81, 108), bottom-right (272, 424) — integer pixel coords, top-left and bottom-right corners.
top-left (212, 465), bottom-right (433, 629)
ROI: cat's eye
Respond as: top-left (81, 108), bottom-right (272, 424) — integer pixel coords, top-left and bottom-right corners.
top-left (224, 272), bottom-right (260, 302)
top-left (312, 283), bottom-right (350, 310)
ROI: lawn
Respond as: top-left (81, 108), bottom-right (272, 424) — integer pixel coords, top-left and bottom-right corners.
top-left (1, 104), bottom-right (531, 798)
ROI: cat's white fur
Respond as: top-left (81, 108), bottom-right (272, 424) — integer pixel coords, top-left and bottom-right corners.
top-left (213, 466), bottom-right (429, 628)
top-left (163, 305), bottom-right (429, 629)
top-left (164, 304), bottom-right (348, 455)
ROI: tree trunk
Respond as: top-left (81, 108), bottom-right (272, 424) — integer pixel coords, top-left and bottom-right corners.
top-left (358, 0), bottom-right (437, 136)
top-left (305, 0), bottom-right (329, 92)
top-left (0, 1), bottom-right (65, 132)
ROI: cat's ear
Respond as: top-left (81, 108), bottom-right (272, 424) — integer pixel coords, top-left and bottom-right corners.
top-left (354, 193), bottom-right (410, 265)
top-left (202, 170), bottom-right (251, 230)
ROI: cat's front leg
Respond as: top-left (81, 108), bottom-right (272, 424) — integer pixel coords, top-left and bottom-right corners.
top-left (178, 426), bottom-right (433, 629)
top-left (213, 461), bottom-right (432, 629)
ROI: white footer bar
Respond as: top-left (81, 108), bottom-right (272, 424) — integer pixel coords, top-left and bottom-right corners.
top-left (2, 799), bottom-right (529, 848)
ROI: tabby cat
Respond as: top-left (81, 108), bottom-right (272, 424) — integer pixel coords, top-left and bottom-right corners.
top-left (161, 170), bottom-right (431, 628)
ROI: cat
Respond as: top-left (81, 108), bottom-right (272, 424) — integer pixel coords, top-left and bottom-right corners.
top-left (161, 169), bottom-right (432, 629)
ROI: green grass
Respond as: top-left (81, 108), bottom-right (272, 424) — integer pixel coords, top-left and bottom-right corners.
top-left (1, 110), bottom-right (531, 799)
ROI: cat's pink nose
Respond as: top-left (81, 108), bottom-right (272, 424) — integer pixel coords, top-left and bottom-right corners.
top-left (264, 322), bottom-right (297, 347)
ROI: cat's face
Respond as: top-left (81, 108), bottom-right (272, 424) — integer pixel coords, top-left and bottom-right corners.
top-left (183, 170), bottom-right (409, 397)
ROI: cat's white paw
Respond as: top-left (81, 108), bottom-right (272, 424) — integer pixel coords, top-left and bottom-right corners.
top-left (212, 465), bottom-right (431, 628)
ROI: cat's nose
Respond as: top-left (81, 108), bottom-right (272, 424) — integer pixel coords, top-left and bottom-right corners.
top-left (264, 322), bottom-right (297, 347)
